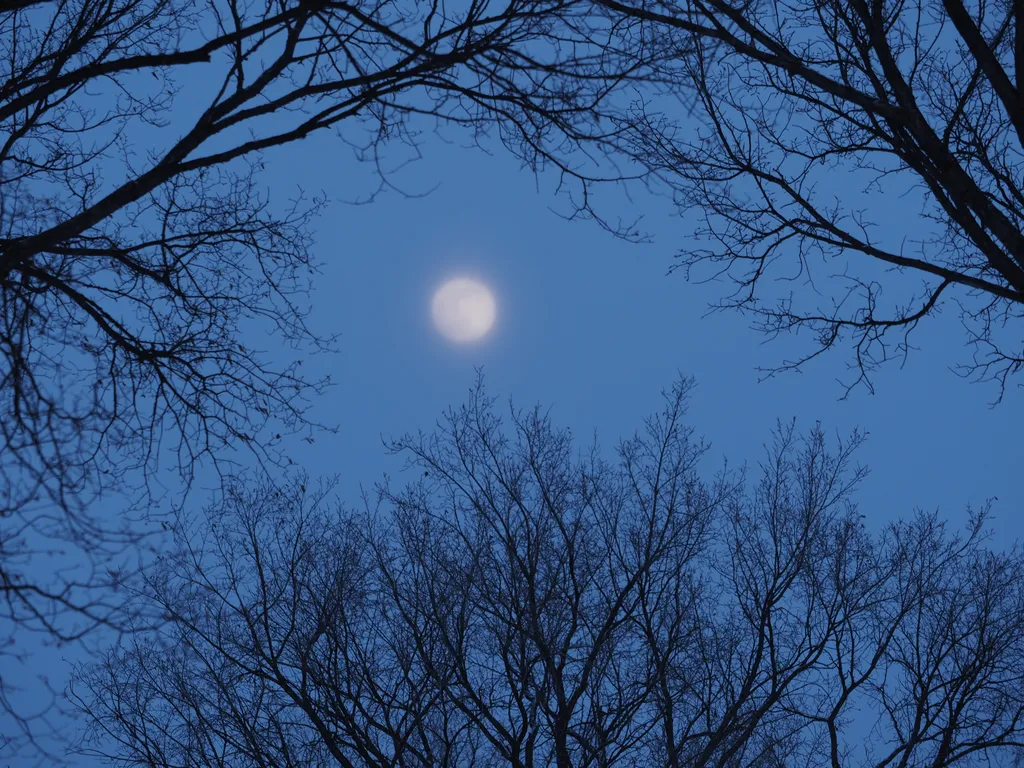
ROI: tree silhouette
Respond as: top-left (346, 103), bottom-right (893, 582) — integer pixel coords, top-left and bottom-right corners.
top-left (71, 379), bottom-right (1024, 767)
top-left (0, 0), bottom-right (652, 751)
top-left (593, 0), bottom-right (1024, 399)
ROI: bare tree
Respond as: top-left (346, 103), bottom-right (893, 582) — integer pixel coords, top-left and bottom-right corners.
top-left (70, 378), bottom-right (1024, 767)
top-left (589, 0), bottom-right (1024, 399)
top-left (0, 0), bottom-right (657, 751)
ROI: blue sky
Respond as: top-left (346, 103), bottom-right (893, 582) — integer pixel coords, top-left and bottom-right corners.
top-left (265, 127), bottom-right (1021, 543)
top-left (7, 77), bottom-right (1023, 767)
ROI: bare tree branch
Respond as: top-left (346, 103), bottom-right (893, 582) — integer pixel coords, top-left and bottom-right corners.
top-left (69, 378), bottom-right (1024, 767)
top-left (0, 0), bottom-right (668, 754)
top-left (591, 0), bottom-right (1024, 400)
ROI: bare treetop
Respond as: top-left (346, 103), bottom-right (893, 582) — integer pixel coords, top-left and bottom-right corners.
top-left (71, 379), bottom-right (1024, 767)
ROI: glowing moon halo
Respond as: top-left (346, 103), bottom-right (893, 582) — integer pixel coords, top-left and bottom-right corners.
top-left (431, 278), bottom-right (497, 343)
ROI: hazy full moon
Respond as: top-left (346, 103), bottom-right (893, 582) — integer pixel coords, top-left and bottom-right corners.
top-left (431, 278), bottom-right (497, 343)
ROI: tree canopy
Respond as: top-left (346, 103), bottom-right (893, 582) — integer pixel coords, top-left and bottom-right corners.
top-left (0, 0), bottom-right (652, 749)
top-left (72, 380), bottom-right (1024, 767)
top-left (592, 0), bottom-right (1024, 399)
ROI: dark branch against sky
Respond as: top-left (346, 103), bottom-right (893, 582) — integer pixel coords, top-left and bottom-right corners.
top-left (1, 0), bottom-right (1023, 764)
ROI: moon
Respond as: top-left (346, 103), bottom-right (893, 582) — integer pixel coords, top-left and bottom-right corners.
top-left (431, 278), bottom-right (497, 343)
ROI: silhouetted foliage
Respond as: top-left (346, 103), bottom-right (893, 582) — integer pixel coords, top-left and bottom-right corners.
top-left (594, 0), bottom-right (1024, 399)
top-left (0, 0), bottom-right (657, 751)
top-left (71, 379), bottom-right (1024, 767)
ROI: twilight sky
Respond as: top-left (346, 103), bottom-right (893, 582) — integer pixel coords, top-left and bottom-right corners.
top-left (262, 127), bottom-right (1021, 545)
top-left (9, 84), bottom-right (1023, 768)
